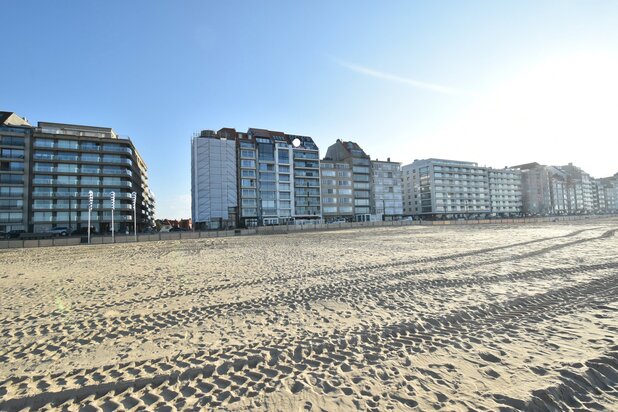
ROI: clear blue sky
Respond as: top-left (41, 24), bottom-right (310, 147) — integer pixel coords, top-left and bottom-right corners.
top-left (2, 1), bottom-right (617, 218)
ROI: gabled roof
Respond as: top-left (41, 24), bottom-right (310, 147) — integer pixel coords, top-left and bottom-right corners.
top-left (0, 111), bottom-right (31, 127)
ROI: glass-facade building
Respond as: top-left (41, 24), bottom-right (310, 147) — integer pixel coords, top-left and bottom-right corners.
top-left (193, 127), bottom-right (322, 228)
top-left (0, 112), bottom-right (155, 234)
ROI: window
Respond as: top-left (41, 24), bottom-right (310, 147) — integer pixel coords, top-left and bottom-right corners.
top-left (1, 148), bottom-right (24, 159)
top-left (277, 150), bottom-right (290, 164)
top-left (81, 142), bottom-right (100, 151)
top-left (241, 179), bottom-right (255, 188)
top-left (0, 136), bottom-right (25, 146)
top-left (0, 161), bottom-right (23, 171)
top-left (57, 140), bottom-right (78, 149)
top-left (240, 150), bottom-right (255, 158)
top-left (33, 163), bottom-right (54, 172)
top-left (82, 153), bottom-right (100, 162)
top-left (323, 206), bottom-right (337, 213)
top-left (241, 170), bottom-right (256, 178)
top-left (279, 174), bottom-right (290, 182)
top-left (241, 189), bottom-right (256, 197)
top-left (57, 164), bottom-right (78, 173)
top-left (259, 172), bottom-right (276, 181)
top-left (57, 175), bottom-right (78, 185)
top-left (0, 199), bottom-right (23, 209)
top-left (34, 138), bottom-right (54, 148)
top-left (241, 199), bottom-right (257, 207)
top-left (81, 164), bottom-right (100, 174)
top-left (33, 200), bottom-right (52, 209)
top-left (0, 186), bottom-right (23, 196)
top-left (241, 159), bottom-right (255, 168)
top-left (278, 165), bottom-right (290, 173)
top-left (0, 174), bottom-right (23, 184)
top-left (258, 143), bottom-right (275, 161)
top-left (322, 170), bottom-right (336, 177)
top-left (339, 189), bottom-right (352, 195)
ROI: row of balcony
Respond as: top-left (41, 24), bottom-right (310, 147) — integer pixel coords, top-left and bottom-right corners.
top-left (34, 153), bottom-right (133, 165)
top-left (32, 179), bottom-right (133, 187)
top-left (33, 166), bottom-right (132, 176)
top-left (32, 214), bottom-right (134, 223)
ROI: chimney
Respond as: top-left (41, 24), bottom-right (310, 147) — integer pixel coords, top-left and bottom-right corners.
top-left (387, 157), bottom-right (390, 162)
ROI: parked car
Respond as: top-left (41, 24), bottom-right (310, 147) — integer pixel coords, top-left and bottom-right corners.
top-left (328, 219), bottom-right (347, 224)
top-left (49, 227), bottom-right (71, 236)
top-left (4, 229), bottom-right (25, 239)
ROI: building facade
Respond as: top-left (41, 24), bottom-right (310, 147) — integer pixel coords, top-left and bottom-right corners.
top-left (487, 168), bottom-right (522, 216)
top-left (403, 158), bottom-right (522, 218)
top-left (192, 127), bottom-right (321, 228)
top-left (324, 140), bottom-right (372, 221)
top-left (191, 129), bottom-right (238, 230)
top-left (371, 159), bottom-right (403, 219)
top-left (0, 112), bottom-right (155, 234)
top-left (559, 163), bottom-right (594, 213)
top-left (402, 159), bottom-right (491, 218)
top-left (0, 113), bottom-right (30, 233)
top-left (319, 160), bottom-right (354, 220)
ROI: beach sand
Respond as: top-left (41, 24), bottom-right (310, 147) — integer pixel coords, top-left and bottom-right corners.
top-left (0, 219), bottom-right (616, 411)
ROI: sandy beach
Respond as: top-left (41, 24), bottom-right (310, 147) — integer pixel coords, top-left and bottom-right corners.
top-left (0, 219), bottom-right (617, 411)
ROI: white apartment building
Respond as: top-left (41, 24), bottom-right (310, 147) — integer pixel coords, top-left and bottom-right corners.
top-left (403, 158), bottom-right (522, 218)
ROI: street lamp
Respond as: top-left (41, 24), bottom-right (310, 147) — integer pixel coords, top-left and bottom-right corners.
top-left (110, 191), bottom-right (115, 243)
top-left (87, 190), bottom-right (93, 244)
top-left (131, 191), bottom-right (137, 241)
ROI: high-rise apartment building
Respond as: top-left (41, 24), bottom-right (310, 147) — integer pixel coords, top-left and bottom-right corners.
top-left (324, 140), bottom-right (372, 221)
top-left (402, 158), bottom-right (522, 218)
top-left (487, 168), bottom-right (522, 216)
top-left (320, 160), bottom-right (354, 220)
top-left (0, 113), bottom-right (30, 233)
top-left (513, 163), bottom-right (568, 215)
top-left (402, 159), bottom-right (491, 217)
top-left (192, 127), bottom-right (321, 228)
top-left (558, 163), bottom-right (594, 213)
top-left (191, 129), bottom-right (238, 230)
top-left (371, 159), bottom-right (403, 219)
top-left (0, 112), bottom-right (155, 234)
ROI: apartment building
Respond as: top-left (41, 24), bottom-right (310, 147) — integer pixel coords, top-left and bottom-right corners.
top-left (0, 113), bottom-right (30, 233)
top-left (487, 168), bottom-right (522, 216)
top-left (371, 159), bottom-right (403, 219)
top-left (559, 163), bottom-right (594, 213)
top-left (324, 140), bottom-right (372, 221)
top-left (599, 175), bottom-right (618, 212)
top-left (402, 159), bottom-right (491, 218)
top-left (191, 129), bottom-right (238, 230)
top-left (192, 127), bottom-right (321, 228)
top-left (319, 160), bottom-right (354, 220)
top-left (402, 158), bottom-right (523, 218)
top-left (513, 163), bottom-right (569, 215)
top-left (0, 111), bottom-right (155, 234)
top-left (290, 134), bottom-right (321, 221)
